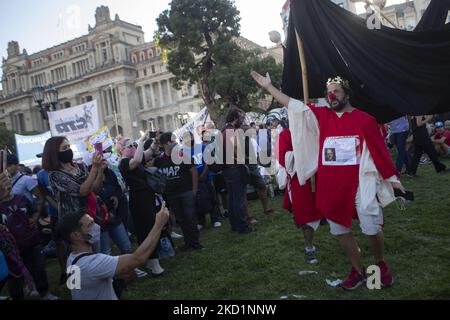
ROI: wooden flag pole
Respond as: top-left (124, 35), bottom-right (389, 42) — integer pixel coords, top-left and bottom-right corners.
top-left (294, 28), bottom-right (316, 192)
top-left (295, 29), bottom-right (310, 104)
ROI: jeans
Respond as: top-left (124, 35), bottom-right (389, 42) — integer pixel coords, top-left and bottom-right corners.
top-left (223, 166), bottom-right (248, 232)
top-left (100, 223), bottom-right (132, 255)
top-left (392, 131), bottom-right (410, 172)
top-left (167, 191), bottom-right (200, 247)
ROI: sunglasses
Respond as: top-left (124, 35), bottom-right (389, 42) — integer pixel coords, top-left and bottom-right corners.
top-left (124, 142), bottom-right (137, 149)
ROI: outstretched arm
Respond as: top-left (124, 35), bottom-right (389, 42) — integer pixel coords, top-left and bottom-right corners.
top-left (251, 71), bottom-right (290, 107)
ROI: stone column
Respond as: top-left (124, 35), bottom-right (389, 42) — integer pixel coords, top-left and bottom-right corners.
top-left (158, 81), bottom-right (164, 107)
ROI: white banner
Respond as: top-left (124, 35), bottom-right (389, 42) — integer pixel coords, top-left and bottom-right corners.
top-left (14, 131), bottom-right (52, 167)
top-left (173, 107), bottom-right (213, 144)
top-left (47, 100), bottom-right (99, 159)
top-left (48, 100), bottom-right (100, 145)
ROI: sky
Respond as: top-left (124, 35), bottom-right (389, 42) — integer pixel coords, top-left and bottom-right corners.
top-left (0, 0), bottom-right (409, 59)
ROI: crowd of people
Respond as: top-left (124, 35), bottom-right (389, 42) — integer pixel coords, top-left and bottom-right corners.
top-left (0, 107), bottom-right (282, 300)
top-left (1, 71), bottom-right (449, 299)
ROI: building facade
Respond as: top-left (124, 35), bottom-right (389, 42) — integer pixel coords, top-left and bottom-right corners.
top-left (0, 6), bottom-right (206, 138)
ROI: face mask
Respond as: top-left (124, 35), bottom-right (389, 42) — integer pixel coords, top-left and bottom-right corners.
top-left (58, 149), bottom-right (74, 163)
top-left (124, 147), bottom-right (136, 158)
top-left (84, 223), bottom-right (101, 245)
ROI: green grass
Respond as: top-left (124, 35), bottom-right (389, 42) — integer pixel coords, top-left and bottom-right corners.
top-left (16, 158), bottom-right (450, 299)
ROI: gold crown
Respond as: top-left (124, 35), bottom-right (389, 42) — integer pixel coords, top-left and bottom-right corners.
top-left (326, 76), bottom-right (350, 88)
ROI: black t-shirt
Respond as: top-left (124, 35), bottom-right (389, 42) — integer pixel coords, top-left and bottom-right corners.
top-left (153, 153), bottom-right (194, 196)
top-left (411, 116), bottom-right (430, 142)
top-left (119, 157), bottom-right (149, 193)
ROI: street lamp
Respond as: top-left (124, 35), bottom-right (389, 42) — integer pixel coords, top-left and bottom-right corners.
top-left (32, 85), bottom-right (58, 121)
top-left (45, 85), bottom-right (59, 109)
top-left (269, 30), bottom-right (286, 48)
top-left (177, 113), bottom-right (189, 126)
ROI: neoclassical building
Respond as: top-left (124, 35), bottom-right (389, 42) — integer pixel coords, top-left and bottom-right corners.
top-left (2, 6), bottom-right (279, 138)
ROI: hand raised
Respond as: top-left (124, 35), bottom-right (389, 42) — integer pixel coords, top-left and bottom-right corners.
top-left (155, 202), bottom-right (170, 227)
top-left (251, 70), bottom-right (271, 89)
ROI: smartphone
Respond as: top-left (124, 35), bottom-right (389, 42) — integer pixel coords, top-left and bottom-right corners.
top-left (149, 131), bottom-right (157, 139)
top-left (94, 142), bottom-right (103, 155)
top-left (394, 189), bottom-right (414, 201)
top-left (0, 149), bottom-right (7, 173)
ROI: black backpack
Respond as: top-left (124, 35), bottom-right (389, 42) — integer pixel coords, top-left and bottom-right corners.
top-left (143, 166), bottom-right (167, 195)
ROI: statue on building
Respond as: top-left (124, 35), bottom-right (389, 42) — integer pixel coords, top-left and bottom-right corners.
top-left (95, 6), bottom-right (112, 27)
top-left (7, 41), bottom-right (20, 58)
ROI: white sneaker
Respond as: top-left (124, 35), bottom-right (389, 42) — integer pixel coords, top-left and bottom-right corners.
top-left (213, 221), bottom-right (222, 228)
top-left (24, 287), bottom-right (40, 298)
top-left (170, 231), bottom-right (183, 239)
top-left (197, 224), bottom-right (204, 231)
top-left (146, 259), bottom-right (164, 275)
top-left (0, 296), bottom-right (10, 300)
top-left (41, 292), bottom-right (58, 300)
top-left (134, 268), bottom-right (148, 278)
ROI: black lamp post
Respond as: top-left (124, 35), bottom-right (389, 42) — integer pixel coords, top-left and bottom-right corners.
top-left (32, 85), bottom-right (58, 121)
top-left (177, 113), bottom-right (189, 126)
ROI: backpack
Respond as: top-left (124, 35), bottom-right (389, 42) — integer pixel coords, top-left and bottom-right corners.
top-left (87, 193), bottom-right (111, 226)
top-left (144, 166), bottom-right (167, 195)
top-left (0, 196), bottom-right (40, 252)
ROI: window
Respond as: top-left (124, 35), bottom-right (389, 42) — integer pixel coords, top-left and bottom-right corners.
top-left (100, 42), bottom-right (108, 62)
top-left (64, 102), bottom-right (71, 109)
top-left (71, 60), bottom-right (88, 77)
top-left (10, 74), bottom-right (17, 92)
top-left (181, 85), bottom-right (189, 98)
top-left (73, 43), bottom-right (86, 53)
top-left (156, 48), bottom-right (161, 56)
top-left (51, 66), bottom-right (67, 83)
top-left (140, 52), bottom-right (145, 61)
top-left (32, 58), bottom-right (43, 67)
top-left (143, 68), bottom-right (147, 76)
top-left (149, 49), bottom-right (154, 58)
top-left (137, 87), bottom-right (144, 109)
top-left (52, 51), bottom-right (64, 60)
top-left (141, 120), bottom-right (148, 131)
top-left (144, 85), bottom-right (152, 107)
top-left (31, 73), bottom-right (46, 86)
top-left (151, 65), bottom-right (156, 74)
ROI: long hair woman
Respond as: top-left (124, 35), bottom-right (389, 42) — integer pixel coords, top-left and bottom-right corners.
top-left (42, 136), bottom-right (105, 284)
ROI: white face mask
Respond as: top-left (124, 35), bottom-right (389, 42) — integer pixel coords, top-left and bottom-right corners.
top-left (85, 223), bottom-right (101, 245)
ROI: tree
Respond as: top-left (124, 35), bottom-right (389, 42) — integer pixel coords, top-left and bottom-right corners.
top-left (157, 0), bottom-right (282, 127)
top-left (0, 126), bottom-right (16, 154)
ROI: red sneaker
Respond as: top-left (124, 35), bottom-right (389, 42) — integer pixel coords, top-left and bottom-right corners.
top-left (377, 261), bottom-right (394, 287)
top-left (340, 267), bottom-right (366, 290)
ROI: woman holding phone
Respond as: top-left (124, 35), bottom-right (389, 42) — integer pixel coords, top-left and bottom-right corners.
top-left (42, 136), bottom-right (106, 284)
top-left (117, 132), bottom-right (165, 276)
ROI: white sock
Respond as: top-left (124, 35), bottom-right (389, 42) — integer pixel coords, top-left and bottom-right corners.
top-left (147, 259), bottom-right (164, 274)
top-left (305, 246), bottom-right (316, 253)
